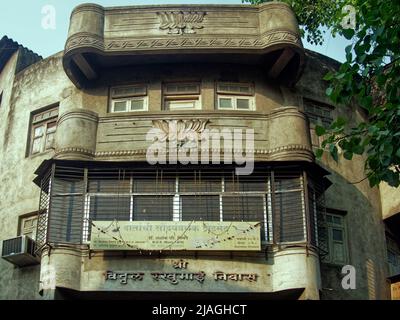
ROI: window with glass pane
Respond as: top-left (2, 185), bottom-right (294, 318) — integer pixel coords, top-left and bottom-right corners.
top-left (324, 213), bottom-right (348, 265)
top-left (237, 98), bottom-right (250, 110)
top-left (219, 98), bottom-right (233, 109)
top-left (131, 99), bottom-right (145, 111)
top-left (29, 105), bottom-right (59, 156)
top-left (163, 82), bottom-right (201, 110)
top-left (217, 82), bottom-right (255, 111)
top-left (110, 85), bottom-right (148, 112)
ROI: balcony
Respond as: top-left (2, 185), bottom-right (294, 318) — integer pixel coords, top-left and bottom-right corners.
top-left (34, 160), bottom-right (329, 254)
top-left (63, 2), bottom-right (304, 88)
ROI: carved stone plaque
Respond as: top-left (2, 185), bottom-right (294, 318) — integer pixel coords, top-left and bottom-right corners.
top-left (157, 11), bottom-right (207, 35)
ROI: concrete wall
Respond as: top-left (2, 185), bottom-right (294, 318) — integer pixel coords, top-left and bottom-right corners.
top-left (0, 46), bottom-right (392, 300)
top-left (0, 52), bottom-right (73, 299)
top-left (296, 51), bottom-right (389, 299)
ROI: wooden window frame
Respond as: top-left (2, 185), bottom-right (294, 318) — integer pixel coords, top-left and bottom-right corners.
top-left (324, 211), bottom-right (349, 265)
top-left (28, 105), bottom-right (59, 156)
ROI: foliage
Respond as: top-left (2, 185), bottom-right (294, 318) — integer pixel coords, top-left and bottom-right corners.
top-left (244, 0), bottom-right (400, 187)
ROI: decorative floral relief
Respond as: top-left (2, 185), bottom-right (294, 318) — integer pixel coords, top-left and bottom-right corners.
top-left (157, 11), bottom-right (207, 35)
top-left (152, 119), bottom-right (210, 143)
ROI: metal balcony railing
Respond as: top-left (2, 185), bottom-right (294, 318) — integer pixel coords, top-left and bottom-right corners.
top-left (35, 162), bottom-right (328, 254)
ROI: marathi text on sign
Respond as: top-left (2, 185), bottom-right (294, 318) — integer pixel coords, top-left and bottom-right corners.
top-left (90, 221), bottom-right (261, 251)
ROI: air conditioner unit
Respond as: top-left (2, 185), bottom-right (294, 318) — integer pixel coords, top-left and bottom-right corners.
top-left (1, 236), bottom-right (40, 267)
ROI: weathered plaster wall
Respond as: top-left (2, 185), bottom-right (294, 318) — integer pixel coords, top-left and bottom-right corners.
top-left (0, 46), bottom-right (391, 300)
top-left (379, 182), bottom-right (400, 220)
top-left (0, 52), bottom-right (74, 299)
top-left (296, 51), bottom-right (389, 299)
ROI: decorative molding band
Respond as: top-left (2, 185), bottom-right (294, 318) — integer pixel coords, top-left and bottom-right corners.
top-left (94, 144), bottom-right (313, 158)
top-left (96, 107), bottom-right (304, 123)
top-left (65, 30), bottom-right (300, 54)
top-left (55, 147), bottom-right (96, 157)
top-left (57, 109), bottom-right (99, 126)
top-left (102, 31), bottom-right (300, 52)
top-left (71, 3), bottom-right (105, 16)
top-left (65, 32), bottom-right (104, 52)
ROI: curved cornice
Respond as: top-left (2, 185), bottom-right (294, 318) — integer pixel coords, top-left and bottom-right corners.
top-left (63, 2), bottom-right (304, 88)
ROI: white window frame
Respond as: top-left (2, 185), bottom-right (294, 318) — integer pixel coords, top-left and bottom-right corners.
top-left (163, 82), bottom-right (202, 110)
top-left (111, 96), bottom-right (149, 113)
top-left (19, 214), bottom-right (38, 240)
top-left (217, 95), bottom-right (255, 111)
top-left (216, 82), bottom-right (255, 111)
top-left (165, 96), bottom-right (202, 110)
top-left (110, 85), bottom-right (148, 113)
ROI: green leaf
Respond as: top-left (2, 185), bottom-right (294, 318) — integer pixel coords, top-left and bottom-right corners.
top-left (315, 125), bottom-right (326, 136)
top-left (323, 72), bottom-right (334, 81)
top-left (343, 29), bottom-right (355, 40)
top-left (330, 144), bottom-right (339, 162)
top-left (315, 148), bottom-right (324, 159)
top-left (343, 151), bottom-right (354, 160)
top-left (353, 145), bottom-right (364, 155)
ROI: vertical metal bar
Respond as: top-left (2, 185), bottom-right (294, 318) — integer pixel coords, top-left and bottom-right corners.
top-left (303, 170), bottom-right (311, 245)
top-left (271, 170), bottom-right (277, 244)
top-left (81, 168), bottom-right (88, 244)
top-left (267, 174), bottom-right (273, 243)
top-left (35, 174), bottom-right (45, 251)
top-left (313, 190), bottom-right (318, 247)
top-left (46, 163), bottom-right (56, 244)
top-left (220, 176), bottom-right (224, 222)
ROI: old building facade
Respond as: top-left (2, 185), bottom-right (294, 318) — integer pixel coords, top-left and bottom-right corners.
top-left (0, 2), bottom-right (399, 300)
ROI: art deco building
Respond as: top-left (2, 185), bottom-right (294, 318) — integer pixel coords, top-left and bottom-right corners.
top-left (0, 2), bottom-right (399, 300)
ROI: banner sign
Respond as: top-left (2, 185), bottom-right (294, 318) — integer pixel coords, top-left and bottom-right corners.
top-left (90, 220), bottom-right (261, 251)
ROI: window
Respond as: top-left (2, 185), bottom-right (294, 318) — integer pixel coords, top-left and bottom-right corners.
top-left (29, 105), bottom-right (59, 155)
top-left (19, 214), bottom-right (38, 240)
top-left (110, 85), bottom-right (148, 112)
top-left (304, 98), bottom-right (334, 148)
top-left (217, 82), bottom-right (255, 111)
top-left (387, 236), bottom-right (400, 277)
top-left (323, 211), bottom-right (348, 265)
top-left (163, 82), bottom-right (201, 110)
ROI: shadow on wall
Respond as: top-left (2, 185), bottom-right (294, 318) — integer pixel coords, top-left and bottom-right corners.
top-left (318, 165), bottom-right (388, 300)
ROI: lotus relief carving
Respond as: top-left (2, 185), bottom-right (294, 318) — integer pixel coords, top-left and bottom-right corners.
top-left (157, 11), bottom-right (206, 35)
top-left (152, 119), bottom-right (210, 145)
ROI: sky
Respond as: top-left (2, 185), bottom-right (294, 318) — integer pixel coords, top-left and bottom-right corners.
top-left (0, 0), bottom-right (350, 62)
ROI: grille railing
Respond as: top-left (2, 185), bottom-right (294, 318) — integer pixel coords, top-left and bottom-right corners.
top-left (36, 163), bottom-right (327, 252)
